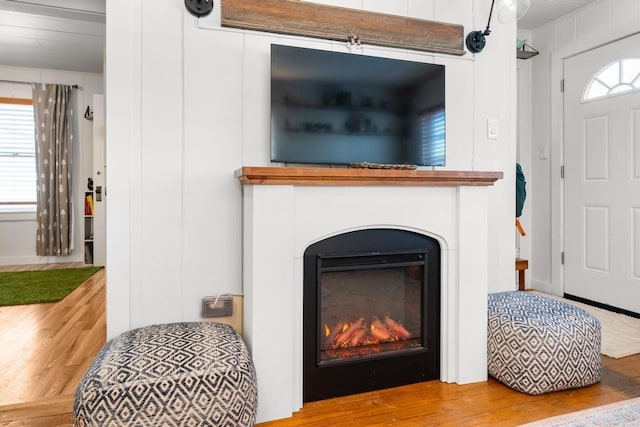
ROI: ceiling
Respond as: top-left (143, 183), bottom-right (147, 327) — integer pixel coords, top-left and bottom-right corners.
top-left (0, 0), bottom-right (105, 74)
top-left (0, 0), bottom-right (598, 74)
top-left (517, 0), bottom-right (597, 30)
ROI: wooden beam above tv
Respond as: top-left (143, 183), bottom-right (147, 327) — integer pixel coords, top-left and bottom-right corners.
top-left (220, 0), bottom-right (465, 56)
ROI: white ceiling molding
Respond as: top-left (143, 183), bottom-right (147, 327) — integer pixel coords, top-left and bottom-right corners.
top-left (0, 0), bottom-right (105, 22)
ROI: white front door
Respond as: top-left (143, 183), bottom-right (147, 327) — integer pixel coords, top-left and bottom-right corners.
top-left (563, 34), bottom-right (640, 314)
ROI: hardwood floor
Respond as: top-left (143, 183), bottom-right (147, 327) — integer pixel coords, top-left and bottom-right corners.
top-left (258, 354), bottom-right (640, 426)
top-left (3, 354), bottom-right (637, 426)
top-left (0, 270), bottom-right (638, 425)
top-left (0, 266), bottom-right (105, 425)
top-left (0, 395), bottom-right (75, 427)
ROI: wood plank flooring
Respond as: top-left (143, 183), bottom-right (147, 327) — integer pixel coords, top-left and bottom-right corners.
top-left (0, 395), bottom-right (75, 427)
top-left (2, 353), bottom-right (638, 425)
top-left (0, 269), bottom-right (638, 425)
top-left (258, 353), bottom-right (640, 426)
top-left (0, 266), bottom-right (105, 413)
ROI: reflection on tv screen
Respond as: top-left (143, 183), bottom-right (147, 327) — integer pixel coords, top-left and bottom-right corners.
top-left (271, 44), bottom-right (445, 167)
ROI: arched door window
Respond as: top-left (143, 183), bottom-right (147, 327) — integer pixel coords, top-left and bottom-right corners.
top-left (582, 58), bottom-right (640, 101)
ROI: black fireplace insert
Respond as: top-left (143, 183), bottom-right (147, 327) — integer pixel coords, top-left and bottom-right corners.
top-left (303, 228), bottom-right (440, 402)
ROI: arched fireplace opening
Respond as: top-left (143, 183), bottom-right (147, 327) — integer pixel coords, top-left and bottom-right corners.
top-left (303, 228), bottom-right (441, 402)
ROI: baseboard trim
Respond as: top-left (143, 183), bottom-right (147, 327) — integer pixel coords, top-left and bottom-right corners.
top-left (0, 255), bottom-right (83, 266)
top-left (563, 294), bottom-right (640, 319)
top-left (527, 280), bottom-right (557, 296)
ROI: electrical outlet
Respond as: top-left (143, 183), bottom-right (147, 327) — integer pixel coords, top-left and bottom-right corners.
top-left (201, 295), bottom-right (233, 318)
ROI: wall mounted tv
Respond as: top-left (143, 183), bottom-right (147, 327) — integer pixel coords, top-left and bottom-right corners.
top-left (270, 44), bottom-right (446, 167)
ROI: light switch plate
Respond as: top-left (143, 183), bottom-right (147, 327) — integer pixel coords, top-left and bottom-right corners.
top-left (487, 119), bottom-right (498, 139)
top-left (539, 145), bottom-right (549, 160)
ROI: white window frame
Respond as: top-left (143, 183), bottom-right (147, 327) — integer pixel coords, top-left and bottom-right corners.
top-left (0, 97), bottom-right (37, 214)
top-left (582, 57), bottom-right (640, 102)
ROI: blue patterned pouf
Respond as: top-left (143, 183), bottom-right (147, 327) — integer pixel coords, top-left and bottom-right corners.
top-left (487, 291), bottom-right (601, 395)
top-left (73, 322), bottom-right (258, 426)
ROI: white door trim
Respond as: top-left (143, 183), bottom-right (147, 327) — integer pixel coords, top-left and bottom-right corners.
top-left (547, 29), bottom-right (640, 297)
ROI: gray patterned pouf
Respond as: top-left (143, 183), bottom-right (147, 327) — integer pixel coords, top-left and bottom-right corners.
top-left (73, 322), bottom-right (258, 426)
top-left (487, 291), bottom-right (601, 395)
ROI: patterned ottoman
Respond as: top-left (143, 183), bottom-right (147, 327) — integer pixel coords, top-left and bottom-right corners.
top-left (487, 291), bottom-right (601, 395)
top-left (73, 322), bottom-right (258, 426)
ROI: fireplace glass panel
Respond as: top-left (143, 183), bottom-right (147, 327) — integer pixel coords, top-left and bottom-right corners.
top-left (318, 253), bottom-right (424, 364)
top-left (304, 230), bottom-right (440, 402)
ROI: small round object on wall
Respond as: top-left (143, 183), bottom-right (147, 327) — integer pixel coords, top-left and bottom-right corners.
top-left (185, 0), bottom-right (214, 18)
top-left (465, 31), bottom-right (486, 53)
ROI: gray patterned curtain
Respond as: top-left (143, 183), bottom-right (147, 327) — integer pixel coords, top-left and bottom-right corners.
top-left (32, 84), bottom-right (74, 256)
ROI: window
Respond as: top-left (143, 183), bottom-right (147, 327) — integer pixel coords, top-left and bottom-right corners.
top-left (583, 58), bottom-right (640, 101)
top-left (419, 106), bottom-right (446, 166)
top-left (0, 98), bottom-right (36, 210)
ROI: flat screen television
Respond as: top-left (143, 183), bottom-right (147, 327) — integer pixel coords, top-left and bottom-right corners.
top-left (270, 44), bottom-right (446, 166)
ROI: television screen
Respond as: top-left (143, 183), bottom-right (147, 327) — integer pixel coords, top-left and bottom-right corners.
top-left (270, 44), bottom-right (445, 166)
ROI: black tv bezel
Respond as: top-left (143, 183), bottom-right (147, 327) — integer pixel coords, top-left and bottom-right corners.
top-left (270, 44), bottom-right (446, 167)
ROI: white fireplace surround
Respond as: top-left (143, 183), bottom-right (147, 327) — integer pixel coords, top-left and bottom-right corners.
top-left (238, 168), bottom-right (498, 423)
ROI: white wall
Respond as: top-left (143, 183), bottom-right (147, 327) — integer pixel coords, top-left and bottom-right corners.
top-left (105, 0), bottom-right (517, 338)
top-left (0, 66), bottom-right (103, 265)
top-left (516, 29), bottom-right (533, 269)
top-left (526, 0), bottom-right (640, 295)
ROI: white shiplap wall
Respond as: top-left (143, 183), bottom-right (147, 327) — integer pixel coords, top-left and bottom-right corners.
top-left (105, 0), bottom-right (517, 338)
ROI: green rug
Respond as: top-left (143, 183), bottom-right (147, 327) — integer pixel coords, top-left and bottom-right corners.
top-left (0, 267), bottom-right (102, 307)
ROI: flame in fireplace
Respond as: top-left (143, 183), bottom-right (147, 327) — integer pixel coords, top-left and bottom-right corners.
top-left (324, 315), bottom-right (411, 350)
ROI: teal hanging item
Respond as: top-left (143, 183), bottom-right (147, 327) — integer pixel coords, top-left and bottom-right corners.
top-left (516, 163), bottom-right (526, 217)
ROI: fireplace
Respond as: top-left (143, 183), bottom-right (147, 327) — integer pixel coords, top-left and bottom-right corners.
top-left (236, 166), bottom-right (501, 423)
top-left (303, 229), bottom-right (440, 401)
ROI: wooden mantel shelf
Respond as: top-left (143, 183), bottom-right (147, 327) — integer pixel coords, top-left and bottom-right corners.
top-left (235, 167), bottom-right (503, 187)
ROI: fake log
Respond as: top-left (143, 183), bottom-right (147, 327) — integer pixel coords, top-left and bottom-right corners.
top-left (326, 322), bottom-right (344, 345)
top-left (333, 317), bottom-right (364, 348)
top-left (325, 315), bottom-right (411, 349)
top-left (370, 317), bottom-right (392, 340)
top-left (349, 328), bottom-right (367, 346)
top-left (383, 315), bottom-right (411, 339)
